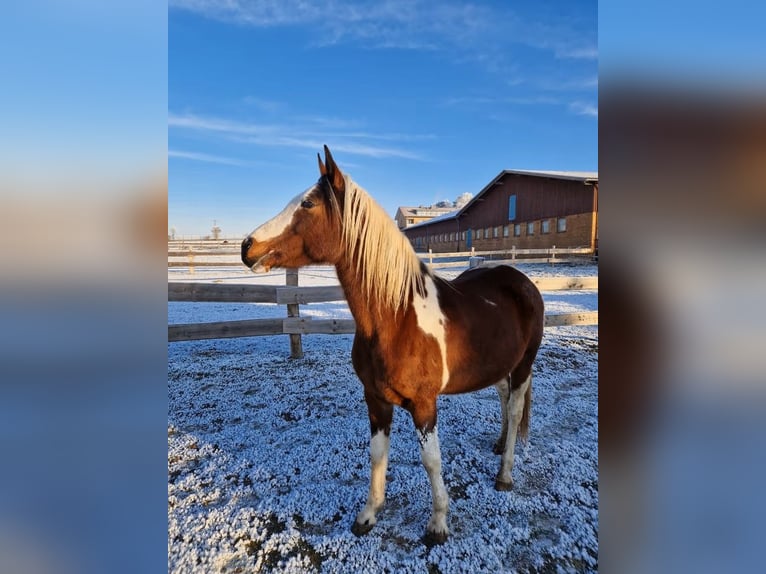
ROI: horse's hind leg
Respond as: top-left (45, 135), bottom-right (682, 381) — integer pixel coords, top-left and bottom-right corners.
top-left (352, 392), bottom-right (393, 536)
top-left (493, 377), bottom-right (511, 454)
top-left (495, 367), bottom-right (532, 491)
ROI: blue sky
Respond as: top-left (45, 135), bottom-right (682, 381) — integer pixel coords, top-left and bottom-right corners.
top-left (169, 0), bottom-right (597, 237)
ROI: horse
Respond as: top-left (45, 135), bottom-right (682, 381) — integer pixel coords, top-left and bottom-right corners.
top-left (241, 146), bottom-right (544, 545)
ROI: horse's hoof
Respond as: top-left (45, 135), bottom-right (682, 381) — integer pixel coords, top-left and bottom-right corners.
top-left (423, 530), bottom-right (449, 546)
top-left (351, 520), bottom-right (375, 537)
top-left (494, 478), bottom-right (513, 491)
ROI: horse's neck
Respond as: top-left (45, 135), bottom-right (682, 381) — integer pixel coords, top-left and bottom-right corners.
top-left (335, 259), bottom-right (397, 340)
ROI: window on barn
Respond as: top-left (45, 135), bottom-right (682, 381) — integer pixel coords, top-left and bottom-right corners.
top-left (461, 231), bottom-right (465, 240)
top-left (493, 227), bottom-right (500, 238)
top-left (477, 229), bottom-right (483, 239)
top-left (541, 220), bottom-right (550, 234)
top-left (485, 228), bottom-right (492, 239)
top-left (527, 222), bottom-right (535, 235)
top-left (503, 225), bottom-right (509, 237)
top-left (557, 217), bottom-right (567, 232)
top-left (508, 195), bottom-right (516, 221)
top-left (514, 224), bottom-right (521, 237)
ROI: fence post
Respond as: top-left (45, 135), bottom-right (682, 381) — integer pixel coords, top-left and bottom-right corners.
top-left (511, 245), bottom-right (516, 261)
top-left (551, 245), bottom-right (556, 265)
top-left (285, 268), bottom-right (303, 359)
top-left (428, 248), bottom-right (433, 266)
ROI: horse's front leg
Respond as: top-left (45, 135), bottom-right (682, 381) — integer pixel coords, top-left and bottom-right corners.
top-left (351, 392), bottom-right (393, 536)
top-left (411, 400), bottom-right (450, 545)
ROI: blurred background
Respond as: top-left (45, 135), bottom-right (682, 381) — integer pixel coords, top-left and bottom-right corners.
top-left (0, 2), bottom-right (167, 573)
top-left (1, 1), bottom-right (765, 573)
top-left (600, 1), bottom-right (766, 572)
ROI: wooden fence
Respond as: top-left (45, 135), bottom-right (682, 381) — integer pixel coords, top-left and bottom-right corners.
top-left (168, 269), bottom-right (598, 357)
top-left (168, 245), bottom-right (595, 269)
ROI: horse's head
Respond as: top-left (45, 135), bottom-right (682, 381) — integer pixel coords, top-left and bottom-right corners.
top-left (242, 145), bottom-right (346, 272)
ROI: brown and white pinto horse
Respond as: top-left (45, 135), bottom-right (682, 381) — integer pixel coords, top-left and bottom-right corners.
top-left (242, 146), bottom-right (544, 545)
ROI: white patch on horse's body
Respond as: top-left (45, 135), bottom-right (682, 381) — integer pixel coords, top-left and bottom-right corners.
top-left (418, 426), bottom-right (449, 538)
top-left (251, 188), bottom-right (311, 242)
top-left (355, 430), bottom-right (390, 529)
top-left (413, 275), bottom-right (449, 390)
top-left (482, 297), bottom-right (498, 307)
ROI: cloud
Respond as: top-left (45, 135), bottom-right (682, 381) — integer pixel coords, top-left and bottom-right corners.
top-left (556, 46), bottom-right (598, 60)
top-left (168, 149), bottom-right (252, 166)
top-left (443, 95), bottom-right (561, 107)
top-left (241, 96), bottom-right (285, 113)
top-left (535, 75), bottom-right (599, 92)
top-left (569, 102), bottom-right (598, 118)
top-left (169, 112), bottom-right (428, 159)
top-left (169, 0), bottom-right (595, 68)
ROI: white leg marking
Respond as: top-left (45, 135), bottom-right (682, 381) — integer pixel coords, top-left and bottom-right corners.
top-left (497, 375), bottom-right (531, 485)
top-left (413, 275), bottom-right (450, 390)
top-left (355, 430), bottom-right (390, 527)
top-left (249, 186), bottom-right (313, 242)
top-left (418, 426), bottom-right (449, 537)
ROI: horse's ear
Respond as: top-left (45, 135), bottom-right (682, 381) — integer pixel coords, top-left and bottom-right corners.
top-left (323, 145), bottom-right (345, 193)
top-left (317, 153), bottom-right (327, 176)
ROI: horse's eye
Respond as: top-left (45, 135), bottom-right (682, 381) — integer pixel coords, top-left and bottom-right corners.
top-left (301, 199), bottom-right (315, 209)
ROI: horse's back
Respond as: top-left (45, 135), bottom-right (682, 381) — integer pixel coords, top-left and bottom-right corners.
top-left (451, 265), bottom-right (544, 325)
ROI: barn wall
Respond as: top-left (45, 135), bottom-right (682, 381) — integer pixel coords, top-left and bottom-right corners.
top-left (467, 211), bottom-right (594, 251)
top-left (403, 172), bottom-right (597, 253)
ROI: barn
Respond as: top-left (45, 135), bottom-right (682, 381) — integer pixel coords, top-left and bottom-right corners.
top-left (402, 170), bottom-right (598, 254)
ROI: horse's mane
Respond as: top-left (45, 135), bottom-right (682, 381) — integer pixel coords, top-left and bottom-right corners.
top-left (341, 174), bottom-right (426, 315)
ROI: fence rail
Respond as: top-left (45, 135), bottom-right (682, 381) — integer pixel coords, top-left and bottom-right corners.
top-left (168, 246), bottom-right (595, 271)
top-left (168, 269), bottom-right (598, 353)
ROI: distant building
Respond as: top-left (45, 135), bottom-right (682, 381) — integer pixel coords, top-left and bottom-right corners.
top-left (403, 169), bottom-right (598, 253)
top-left (395, 205), bottom-right (457, 229)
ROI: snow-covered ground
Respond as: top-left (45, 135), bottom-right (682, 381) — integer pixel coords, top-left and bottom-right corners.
top-left (168, 262), bottom-right (598, 573)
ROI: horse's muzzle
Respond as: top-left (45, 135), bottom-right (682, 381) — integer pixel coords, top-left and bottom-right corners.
top-left (242, 236), bottom-right (275, 272)
top-left (241, 237), bottom-right (254, 265)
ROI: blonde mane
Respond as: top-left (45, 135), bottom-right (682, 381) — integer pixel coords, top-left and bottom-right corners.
top-left (341, 174), bottom-right (426, 314)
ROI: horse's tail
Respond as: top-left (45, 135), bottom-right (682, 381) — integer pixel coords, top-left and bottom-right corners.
top-left (518, 376), bottom-right (532, 444)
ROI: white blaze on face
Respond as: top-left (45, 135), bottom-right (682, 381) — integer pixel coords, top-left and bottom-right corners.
top-left (413, 275), bottom-right (449, 390)
top-left (249, 188), bottom-right (311, 242)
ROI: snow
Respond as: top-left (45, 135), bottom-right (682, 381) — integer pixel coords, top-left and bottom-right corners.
top-left (169, 262), bottom-right (598, 572)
